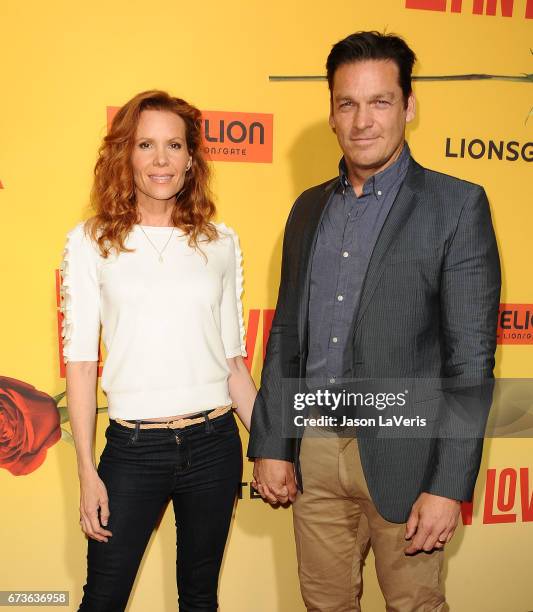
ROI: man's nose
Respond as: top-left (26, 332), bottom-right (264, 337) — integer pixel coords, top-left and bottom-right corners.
top-left (353, 105), bottom-right (373, 131)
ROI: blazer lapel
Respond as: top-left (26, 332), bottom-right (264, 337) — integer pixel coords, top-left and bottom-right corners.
top-left (297, 179), bottom-right (337, 353)
top-left (351, 159), bottom-right (425, 338)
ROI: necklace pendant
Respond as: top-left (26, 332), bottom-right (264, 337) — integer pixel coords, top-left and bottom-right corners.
top-left (139, 225), bottom-right (175, 263)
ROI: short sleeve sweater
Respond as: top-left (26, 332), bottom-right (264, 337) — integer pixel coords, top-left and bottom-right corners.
top-left (59, 221), bottom-right (247, 420)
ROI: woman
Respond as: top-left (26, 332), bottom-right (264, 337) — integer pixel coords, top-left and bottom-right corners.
top-left (59, 90), bottom-right (257, 611)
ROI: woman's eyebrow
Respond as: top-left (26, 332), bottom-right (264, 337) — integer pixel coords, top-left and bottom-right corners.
top-left (135, 135), bottom-right (185, 141)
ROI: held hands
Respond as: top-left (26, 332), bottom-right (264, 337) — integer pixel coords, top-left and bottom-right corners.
top-left (79, 470), bottom-right (113, 543)
top-left (404, 492), bottom-right (461, 554)
top-left (252, 458), bottom-right (298, 505)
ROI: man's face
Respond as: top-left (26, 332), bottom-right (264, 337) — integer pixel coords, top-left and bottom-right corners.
top-left (329, 59), bottom-right (415, 175)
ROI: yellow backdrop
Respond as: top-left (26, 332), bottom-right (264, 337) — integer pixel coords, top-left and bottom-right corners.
top-left (1, 0), bottom-right (532, 610)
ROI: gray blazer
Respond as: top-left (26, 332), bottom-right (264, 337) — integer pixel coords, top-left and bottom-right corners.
top-left (247, 156), bottom-right (501, 523)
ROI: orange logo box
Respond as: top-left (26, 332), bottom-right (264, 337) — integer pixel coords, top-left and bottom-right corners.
top-left (497, 304), bottom-right (533, 344)
top-left (106, 107), bottom-right (273, 163)
top-left (202, 111), bottom-right (273, 163)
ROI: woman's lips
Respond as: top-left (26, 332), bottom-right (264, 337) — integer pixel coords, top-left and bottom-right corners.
top-left (148, 174), bottom-right (174, 183)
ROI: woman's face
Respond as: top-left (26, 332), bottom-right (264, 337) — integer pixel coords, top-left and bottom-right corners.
top-left (131, 109), bottom-right (191, 207)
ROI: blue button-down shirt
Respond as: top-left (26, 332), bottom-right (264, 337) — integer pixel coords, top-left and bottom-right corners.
top-left (306, 142), bottom-right (412, 389)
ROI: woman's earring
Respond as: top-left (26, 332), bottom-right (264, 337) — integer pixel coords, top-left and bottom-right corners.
top-left (186, 158), bottom-right (192, 171)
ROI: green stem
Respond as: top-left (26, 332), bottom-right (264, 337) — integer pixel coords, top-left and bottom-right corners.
top-left (53, 391), bottom-right (66, 403)
top-left (60, 427), bottom-right (74, 445)
top-left (57, 405), bottom-right (69, 424)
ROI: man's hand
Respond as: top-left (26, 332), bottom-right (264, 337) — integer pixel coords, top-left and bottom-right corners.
top-left (252, 458), bottom-right (298, 505)
top-left (404, 492), bottom-right (461, 554)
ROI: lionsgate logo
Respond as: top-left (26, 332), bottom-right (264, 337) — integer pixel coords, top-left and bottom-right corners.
top-left (106, 107), bottom-right (274, 164)
top-left (445, 138), bottom-right (533, 162)
top-left (201, 111), bottom-right (273, 163)
top-left (497, 304), bottom-right (533, 344)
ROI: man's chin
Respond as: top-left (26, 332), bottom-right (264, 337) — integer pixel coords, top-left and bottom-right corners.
top-left (346, 155), bottom-right (386, 171)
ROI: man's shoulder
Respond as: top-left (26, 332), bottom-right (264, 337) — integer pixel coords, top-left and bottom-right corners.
top-left (292, 161), bottom-right (486, 202)
top-left (294, 177), bottom-right (338, 206)
top-left (283, 177), bottom-right (338, 230)
top-left (413, 159), bottom-right (485, 199)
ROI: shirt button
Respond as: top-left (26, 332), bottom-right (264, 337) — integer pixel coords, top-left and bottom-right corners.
top-left (343, 251), bottom-right (349, 258)
top-left (329, 377), bottom-right (336, 384)
top-left (337, 295), bottom-right (343, 302)
top-left (377, 190), bottom-right (382, 196)
top-left (332, 337), bottom-right (338, 343)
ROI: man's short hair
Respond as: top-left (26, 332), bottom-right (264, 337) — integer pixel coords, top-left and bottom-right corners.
top-left (326, 31), bottom-right (417, 106)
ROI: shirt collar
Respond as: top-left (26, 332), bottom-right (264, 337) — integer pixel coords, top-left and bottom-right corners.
top-left (338, 141), bottom-right (411, 198)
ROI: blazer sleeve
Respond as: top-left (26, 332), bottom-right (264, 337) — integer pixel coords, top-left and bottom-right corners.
top-left (59, 222), bottom-right (102, 363)
top-left (247, 201), bottom-right (300, 461)
top-left (425, 185), bottom-right (501, 501)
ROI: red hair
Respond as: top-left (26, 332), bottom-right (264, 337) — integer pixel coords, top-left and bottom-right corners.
top-left (85, 90), bottom-right (217, 257)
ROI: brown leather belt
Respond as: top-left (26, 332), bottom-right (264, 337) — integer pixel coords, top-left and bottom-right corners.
top-left (113, 404), bottom-right (233, 430)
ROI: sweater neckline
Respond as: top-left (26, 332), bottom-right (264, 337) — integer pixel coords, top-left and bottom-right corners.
top-left (134, 224), bottom-right (184, 234)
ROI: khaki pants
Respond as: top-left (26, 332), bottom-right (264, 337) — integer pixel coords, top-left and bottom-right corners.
top-left (292, 430), bottom-right (447, 612)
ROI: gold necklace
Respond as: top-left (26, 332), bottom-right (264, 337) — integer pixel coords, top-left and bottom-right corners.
top-left (139, 225), bottom-right (176, 263)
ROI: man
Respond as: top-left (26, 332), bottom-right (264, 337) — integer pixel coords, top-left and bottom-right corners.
top-left (248, 31), bottom-right (501, 611)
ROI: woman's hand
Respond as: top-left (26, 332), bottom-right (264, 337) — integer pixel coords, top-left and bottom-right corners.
top-left (79, 469), bottom-right (113, 542)
top-left (66, 361), bottom-right (111, 540)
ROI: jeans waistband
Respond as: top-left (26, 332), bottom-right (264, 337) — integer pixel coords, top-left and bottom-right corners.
top-left (122, 407), bottom-right (217, 424)
top-left (111, 405), bottom-right (233, 435)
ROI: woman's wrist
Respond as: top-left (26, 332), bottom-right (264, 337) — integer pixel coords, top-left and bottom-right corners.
top-left (77, 459), bottom-right (97, 478)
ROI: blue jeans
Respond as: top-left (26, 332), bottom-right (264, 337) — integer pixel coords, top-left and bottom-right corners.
top-left (78, 409), bottom-right (242, 612)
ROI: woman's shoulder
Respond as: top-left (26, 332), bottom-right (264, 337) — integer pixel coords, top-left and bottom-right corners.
top-left (65, 218), bottom-right (100, 239)
top-left (211, 222), bottom-right (243, 279)
top-left (212, 221), bottom-right (239, 240)
top-left (63, 219), bottom-right (102, 258)
top-left (211, 221), bottom-right (243, 257)
top-left (65, 220), bottom-right (85, 237)
top-left (213, 221), bottom-right (239, 247)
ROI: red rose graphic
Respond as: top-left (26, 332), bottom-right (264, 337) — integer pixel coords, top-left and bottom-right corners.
top-left (0, 376), bottom-right (61, 476)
